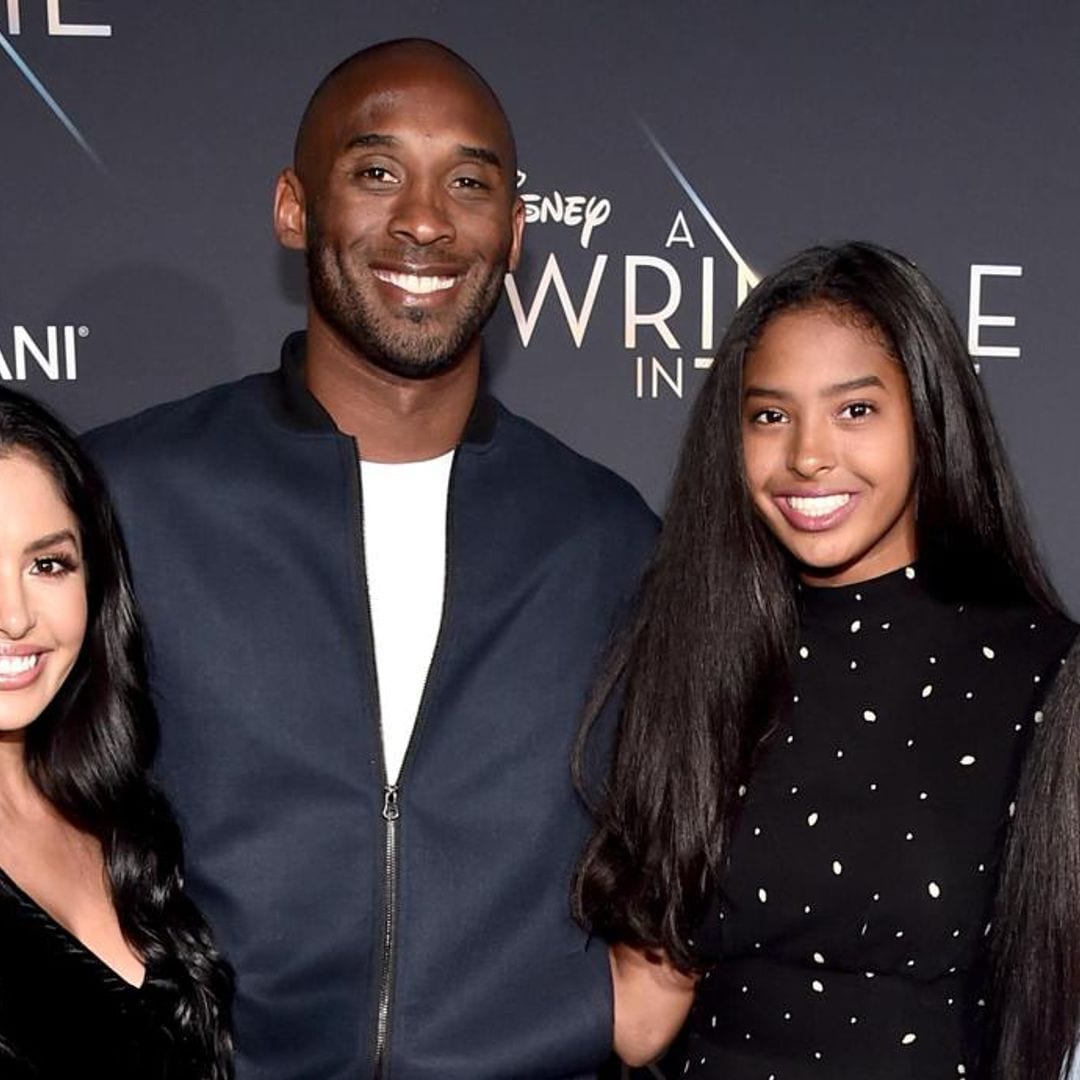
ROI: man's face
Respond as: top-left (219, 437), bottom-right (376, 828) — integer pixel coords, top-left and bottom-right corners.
top-left (294, 54), bottom-right (524, 380)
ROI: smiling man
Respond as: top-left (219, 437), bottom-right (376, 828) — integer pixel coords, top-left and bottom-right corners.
top-left (86, 38), bottom-right (656, 1080)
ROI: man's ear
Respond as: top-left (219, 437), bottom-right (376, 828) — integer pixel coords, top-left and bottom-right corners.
top-left (274, 168), bottom-right (307, 251)
top-left (507, 196), bottom-right (525, 272)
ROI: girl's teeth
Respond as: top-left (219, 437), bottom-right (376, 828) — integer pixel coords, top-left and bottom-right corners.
top-left (787, 494), bottom-right (851, 518)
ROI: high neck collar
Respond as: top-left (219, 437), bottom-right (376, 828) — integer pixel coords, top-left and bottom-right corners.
top-left (268, 330), bottom-right (499, 450)
top-left (797, 563), bottom-right (924, 619)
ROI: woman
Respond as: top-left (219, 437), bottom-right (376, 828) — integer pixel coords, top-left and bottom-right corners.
top-left (0, 388), bottom-right (232, 1077)
top-left (575, 242), bottom-right (1080, 1078)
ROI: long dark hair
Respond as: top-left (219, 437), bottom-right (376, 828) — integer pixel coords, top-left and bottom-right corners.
top-left (572, 242), bottom-right (1073, 1076)
top-left (990, 637), bottom-right (1080, 1080)
top-left (0, 388), bottom-right (232, 1078)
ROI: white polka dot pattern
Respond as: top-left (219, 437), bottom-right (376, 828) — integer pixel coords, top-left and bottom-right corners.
top-left (678, 565), bottom-right (1078, 1078)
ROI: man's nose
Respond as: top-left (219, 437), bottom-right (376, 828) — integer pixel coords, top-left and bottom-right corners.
top-left (388, 178), bottom-right (455, 247)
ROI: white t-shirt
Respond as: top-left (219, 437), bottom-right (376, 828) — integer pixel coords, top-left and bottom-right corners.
top-left (360, 450), bottom-right (455, 784)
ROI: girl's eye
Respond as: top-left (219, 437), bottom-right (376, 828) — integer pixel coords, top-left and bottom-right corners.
top-left (751, 408), bottom-right (787, 425)
top-left (840, 401), bottom-right (875, 420)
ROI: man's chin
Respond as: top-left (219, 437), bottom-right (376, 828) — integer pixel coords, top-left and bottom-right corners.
top-left (361, 344), bottom-right (466, 382)
top-left (345, 312), bottom-right (486, 381)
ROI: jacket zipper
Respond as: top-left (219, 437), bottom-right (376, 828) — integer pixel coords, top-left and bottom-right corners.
top-left (355, 447), bottom-right (457, 1080)
top-left (373, 783), bottom-right (399, 1079)
top-left (351, 451), bottom-right (392, 1079)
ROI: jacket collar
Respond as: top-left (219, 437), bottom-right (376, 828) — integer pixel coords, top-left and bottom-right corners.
top-left (270, 330), bottom-right (498, 449)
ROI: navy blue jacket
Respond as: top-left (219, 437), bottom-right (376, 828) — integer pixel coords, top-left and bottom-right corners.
top-left (86, 333), bottom-right (658, 1080)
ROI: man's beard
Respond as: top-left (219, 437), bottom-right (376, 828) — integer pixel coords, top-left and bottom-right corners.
top-left (306, 219), bottom-right (508, 380)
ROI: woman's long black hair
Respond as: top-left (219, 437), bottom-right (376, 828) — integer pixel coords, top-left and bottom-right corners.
top-left (0, 387), bottom-right (232, 1078)
top-left (572, 242), bottom-right (1077, 1078)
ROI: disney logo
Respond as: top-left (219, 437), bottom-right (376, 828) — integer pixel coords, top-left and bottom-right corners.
top-left (516, 171), bottom-right (612, 250)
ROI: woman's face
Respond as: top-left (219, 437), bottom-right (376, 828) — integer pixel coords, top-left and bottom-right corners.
top-left (0, 453), bottom-right (87, 739)
top-left (741, 305), bottom-right (918, 586)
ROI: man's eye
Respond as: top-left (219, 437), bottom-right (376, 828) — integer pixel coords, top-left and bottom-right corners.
top-left (357, 166), bottom-right (397, 183)
top-left (452, 175), bottom-right (489, 190)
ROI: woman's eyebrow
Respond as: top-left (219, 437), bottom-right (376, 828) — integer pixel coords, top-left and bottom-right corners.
top-left (24, 529), bottom-right (79, 555)
top-left (744, 374), bottom-right (886, 401)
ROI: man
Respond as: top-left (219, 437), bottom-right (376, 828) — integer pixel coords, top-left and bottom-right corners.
top-left (87, 38), bottom-right (657, 1080)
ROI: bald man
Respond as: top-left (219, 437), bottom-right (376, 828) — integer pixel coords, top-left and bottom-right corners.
top-left (87, 39), bottom-right (656, 1080)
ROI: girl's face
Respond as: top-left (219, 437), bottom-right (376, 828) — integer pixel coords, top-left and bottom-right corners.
top-left (0, 453), bottom-right (87, 739)
top-left (741, 305), bottom-right (918, 586)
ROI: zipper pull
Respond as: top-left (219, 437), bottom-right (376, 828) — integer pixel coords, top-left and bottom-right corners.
top-left (382, 785), bottom-right (400, 821)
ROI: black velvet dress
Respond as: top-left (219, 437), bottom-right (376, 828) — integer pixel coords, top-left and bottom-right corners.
top-left (0, 865), bottom-right (189, 1079)
top-left (675, 565), bottom-right (1077, 1079)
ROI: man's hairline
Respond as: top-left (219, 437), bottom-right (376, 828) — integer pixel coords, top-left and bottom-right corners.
top-left (292, 39), bottom-right (518, 180)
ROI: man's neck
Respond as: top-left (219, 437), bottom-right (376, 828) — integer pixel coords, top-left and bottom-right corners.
top-left (304, 318), bottom-right (480, 463)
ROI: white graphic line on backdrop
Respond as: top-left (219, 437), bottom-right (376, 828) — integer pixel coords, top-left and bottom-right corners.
top-left (0, 29), bottom-right (106, 173)
top-left (640, 121), bottom-right (759, 300)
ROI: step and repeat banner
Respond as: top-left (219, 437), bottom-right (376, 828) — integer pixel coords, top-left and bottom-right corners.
top-left (2, 1), bottom-right (1078, 608)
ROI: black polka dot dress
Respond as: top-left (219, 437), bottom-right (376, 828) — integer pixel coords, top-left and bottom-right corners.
top-left (676, 565), bottom-right (1077, 1079)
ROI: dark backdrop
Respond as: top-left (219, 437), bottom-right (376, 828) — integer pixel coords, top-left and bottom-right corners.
top-left (4, 4), bottom-right (1078, 1077)
top-left (3, 1), bottom-right (1077, 607)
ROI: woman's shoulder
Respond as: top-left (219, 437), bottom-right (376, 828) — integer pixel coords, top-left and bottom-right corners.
top-left (945, 600), bottom-right (1078, 732)
top-left (962, 597), bottom-right (1078, 667)
top-left (0, 870), bottom-right (182, 1076)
